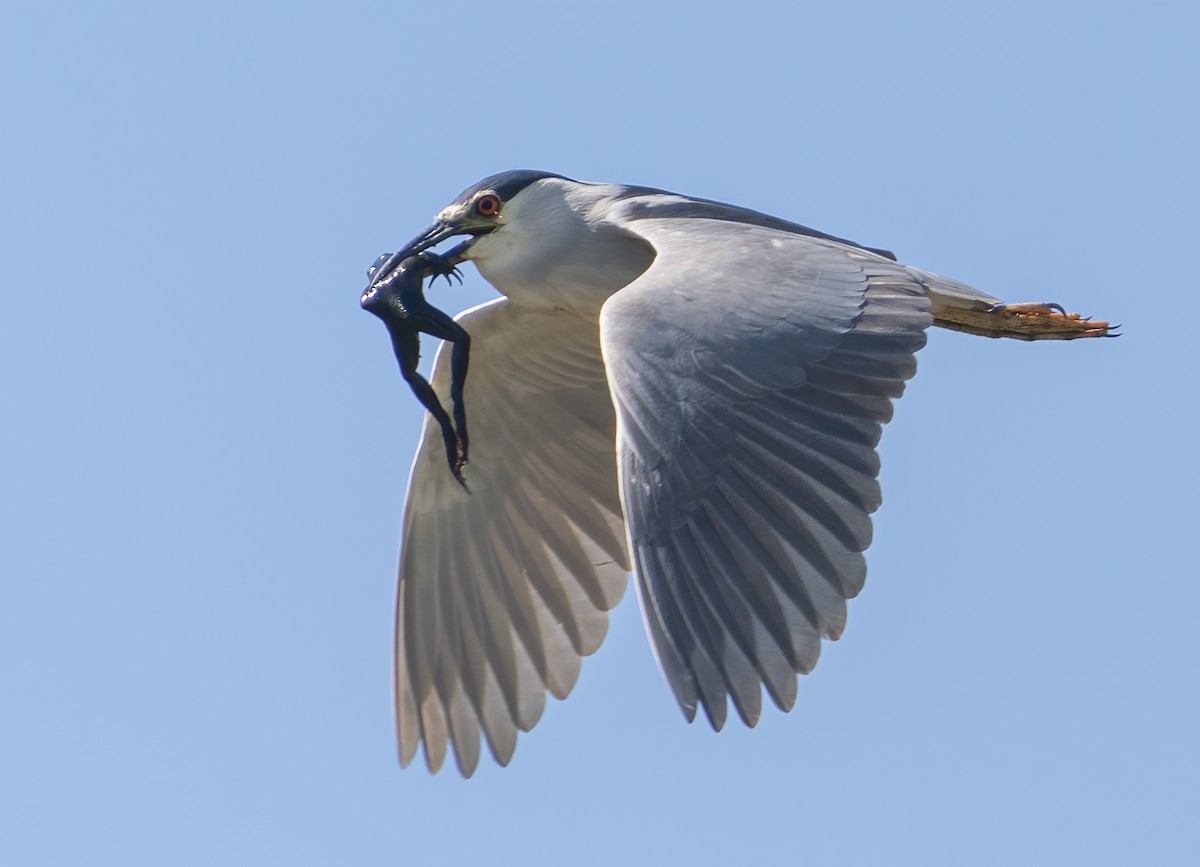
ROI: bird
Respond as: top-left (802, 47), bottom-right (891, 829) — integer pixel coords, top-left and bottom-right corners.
top-left (364, 170), bottom-right (1113, 777)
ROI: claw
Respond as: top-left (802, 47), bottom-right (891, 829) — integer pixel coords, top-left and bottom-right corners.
top-left (416, 251), bottom-right (461, 285)
top-left (431, 265), bottom-right (463, 288)
top-left (993, 301), bottom-right (1115, 337)
top-left (988, 301), bottom-right (1068, 316)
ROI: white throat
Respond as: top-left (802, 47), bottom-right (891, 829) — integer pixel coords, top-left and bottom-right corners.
top-left (467, 179), bottom-right (654, 314)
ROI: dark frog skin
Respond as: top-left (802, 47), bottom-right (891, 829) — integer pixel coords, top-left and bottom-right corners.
top-left (361, 250), bottom-right (471, 489)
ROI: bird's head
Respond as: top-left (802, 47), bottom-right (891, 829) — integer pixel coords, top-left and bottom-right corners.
top-left (371, 170), bottom-right (654, 308)
top-left (369, 171), bottom-right (564, 285)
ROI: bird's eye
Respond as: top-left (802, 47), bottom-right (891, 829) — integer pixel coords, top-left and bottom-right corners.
top-left (475, 194), bottom-right (501, 217)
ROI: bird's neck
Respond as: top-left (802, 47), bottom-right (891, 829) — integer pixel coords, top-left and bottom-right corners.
top-left (468, 184), bottom-right (655, 316)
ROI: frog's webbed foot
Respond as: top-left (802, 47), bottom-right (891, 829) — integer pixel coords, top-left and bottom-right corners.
top-left (417, 251), bottom-right (463, 288)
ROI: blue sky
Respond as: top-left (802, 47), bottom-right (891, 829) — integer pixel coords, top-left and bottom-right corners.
top-left (2, 1), bottom-right (1196, 864)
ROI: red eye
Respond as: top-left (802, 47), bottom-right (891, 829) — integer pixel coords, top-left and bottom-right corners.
top-left (475, 194), bottom-right (501, 217)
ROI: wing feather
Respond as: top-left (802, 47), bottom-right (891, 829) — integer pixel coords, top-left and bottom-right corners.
top-left (600, 216), bottom-right (934, 727)
top-left (395, 299), bottom-right (628, 775)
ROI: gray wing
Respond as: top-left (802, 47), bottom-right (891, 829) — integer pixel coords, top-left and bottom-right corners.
top-left (599, 214), bottom-right (936, 729)
top-left (395, 298), bottom-right (628, 776)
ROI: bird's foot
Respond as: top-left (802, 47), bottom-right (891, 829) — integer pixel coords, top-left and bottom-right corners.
top-left (982, 301), bottom-right (1119, 340)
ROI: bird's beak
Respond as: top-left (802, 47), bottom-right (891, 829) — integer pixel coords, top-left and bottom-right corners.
top-left (366, 219), bottom-right (465, 291)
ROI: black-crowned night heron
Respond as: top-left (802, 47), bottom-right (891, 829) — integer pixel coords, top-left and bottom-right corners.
top-left (364, 170), bottom-right (1113, 777)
